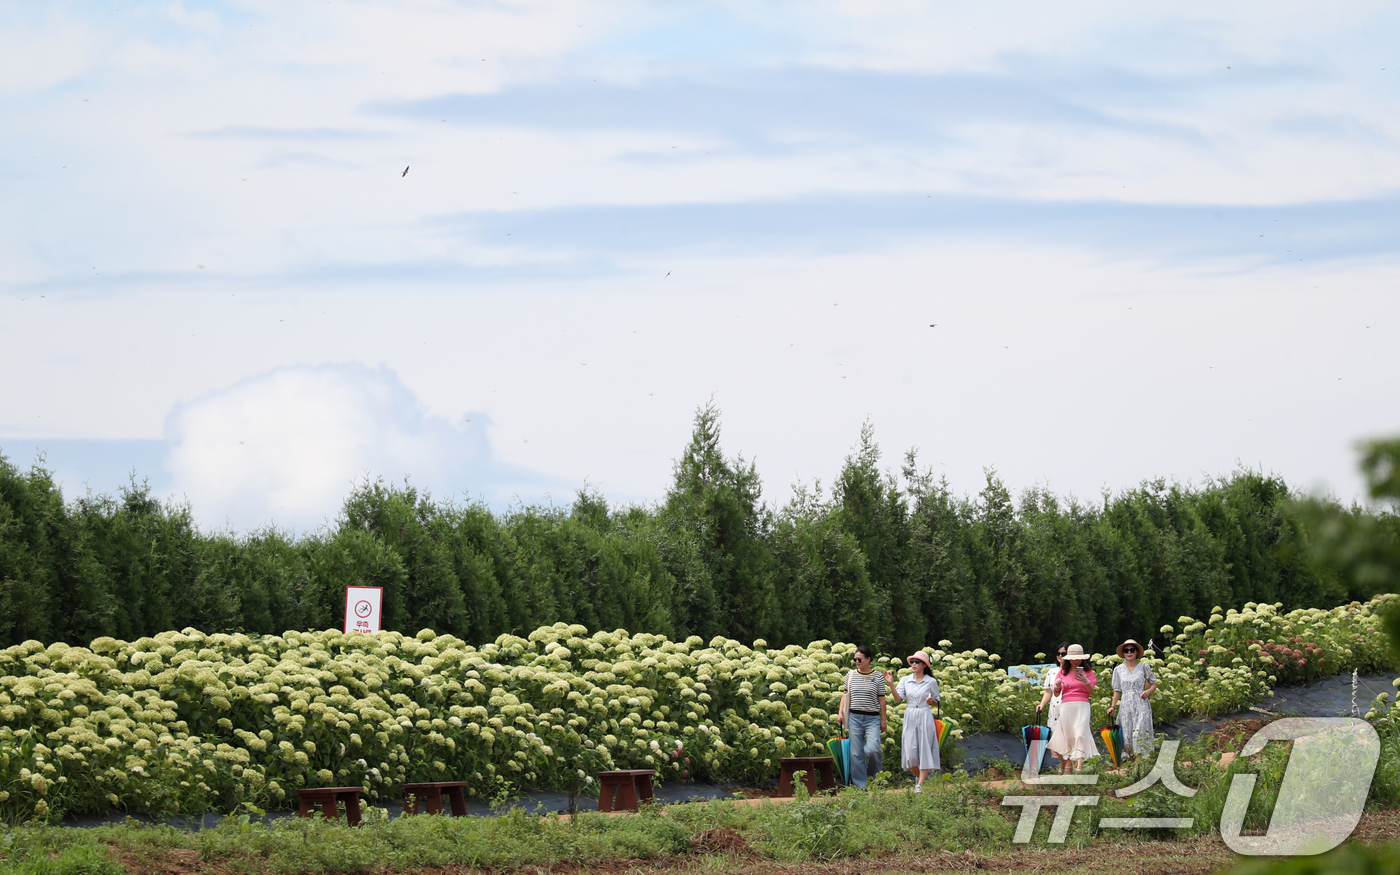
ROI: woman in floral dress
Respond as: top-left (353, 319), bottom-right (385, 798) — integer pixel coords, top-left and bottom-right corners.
top-left (1107, 639), bottom-right (1157, 758)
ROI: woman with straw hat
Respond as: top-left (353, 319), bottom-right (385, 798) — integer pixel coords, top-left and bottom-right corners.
top-left (1036, 642), bottom-right (1072, 772)
top-left (1048, 644), bottom-right (1098, 773)
top-left (886, 651), bottom-right (941, 792)
top-left (1108, 639), bottom-right (1157, 758)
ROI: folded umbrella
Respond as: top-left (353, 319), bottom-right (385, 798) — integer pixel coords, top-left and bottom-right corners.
top-left (1020, 707), bottom-right (1053, 776)
top-left (1019, 706), bottom-right (1052, 748)
top-left (827, 732), bottom-right (851, 785)
top-left (1099, 723), bottom-right (1125, 769)
top-left (934, 702), bottom-right (951, 749)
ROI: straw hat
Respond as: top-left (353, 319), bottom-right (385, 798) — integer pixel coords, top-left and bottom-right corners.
top-left (1116, 639), bottom-right (1144, 659)
top-left (907, 650), bottom-right (933, 669)
top-left (1063, 644), bottom-right (1089, 662)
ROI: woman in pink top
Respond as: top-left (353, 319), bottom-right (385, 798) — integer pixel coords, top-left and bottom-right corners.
top-left (1047, 644), bottom-right (1099, 773)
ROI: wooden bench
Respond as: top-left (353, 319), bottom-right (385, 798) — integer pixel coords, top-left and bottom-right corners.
top-left (597, 769), bottom-right (655, 812)
top-left (401, 781), bottom-right (471, 816)
top-left (295, 786), bottom-right (364, 825)
top-left (776, 756), bottom-right (837, 797)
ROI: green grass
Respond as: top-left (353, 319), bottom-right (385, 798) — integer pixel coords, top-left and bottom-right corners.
top-left (1224, 842), bottom-right (1400, 874)
top-left (0, 776), bottom-right (1010, 875)
top-left (186, 806), bottom-right (695, 874)
top-left (664, 774), bottom-right (1012, 861)
top-left (2, 727), bottom-right (1399, 875)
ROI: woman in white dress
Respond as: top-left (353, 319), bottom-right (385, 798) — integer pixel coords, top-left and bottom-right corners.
top-left (885, 650), bottom-right (941, 791)
top-left (1107, 639), bottom-right (1157, 758)
top-left (1035, 642), bottom-right (1070, 773)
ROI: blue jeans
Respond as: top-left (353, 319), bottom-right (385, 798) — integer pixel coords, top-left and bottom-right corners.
top-left (848, 711), bottom-right (883, 788)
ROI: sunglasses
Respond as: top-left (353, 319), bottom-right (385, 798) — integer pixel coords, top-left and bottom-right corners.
top-left (1123, 647), bottom-right (1138, 653)
top-left (1056, 651), bottom-right (1067, 657)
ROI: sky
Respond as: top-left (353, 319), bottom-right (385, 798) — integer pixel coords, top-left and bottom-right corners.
top-left (2, 1), bottom-right (1397, 535)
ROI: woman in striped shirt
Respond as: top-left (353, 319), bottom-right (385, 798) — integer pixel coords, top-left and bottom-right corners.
top-left (838, 645), bottom-right (889, 789)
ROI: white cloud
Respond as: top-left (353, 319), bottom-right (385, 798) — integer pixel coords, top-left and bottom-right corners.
top-left (0, 11), bottom-right (99, 97)
top-left (3, 0), bottom-right (1399, 533)
top-left (164, 362), bottom-right (549, 532)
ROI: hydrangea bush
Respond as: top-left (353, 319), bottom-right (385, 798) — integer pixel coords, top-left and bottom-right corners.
top-left (1139, 595), bottom-right (1396, 723)
top-left (0, 594), bottom-right (1393, 822)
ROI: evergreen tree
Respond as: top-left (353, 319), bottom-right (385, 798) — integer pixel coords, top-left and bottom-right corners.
top-left (304, 526), bottom-right (409, 632)
top-left (0, 455), bottom-right (60, 642)
top-left (903, 456), bottom-right (983, 651)
top-left (661, 403), bottom-right (776, 643)
top-left (770, 482), bottom-right (873, 646)
top-left (833, 424), bottom-right (918, 652)
top-left (71, 482), bottom-right (192, 640)
top-left (1, 426), bottom-right (1384, 661)
top-left (337, 480), bottom-right (466, 634)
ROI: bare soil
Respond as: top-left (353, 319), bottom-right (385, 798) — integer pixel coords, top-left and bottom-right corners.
top-left (1205, 719), bottom-right (1271, 753)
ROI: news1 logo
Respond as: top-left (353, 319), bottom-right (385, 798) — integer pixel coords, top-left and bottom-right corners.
top-left (1003, 718), bottom-right (1380, 857)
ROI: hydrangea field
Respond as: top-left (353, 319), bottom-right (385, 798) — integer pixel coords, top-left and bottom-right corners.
top-left (0, 594), bottom-right (1394, 822)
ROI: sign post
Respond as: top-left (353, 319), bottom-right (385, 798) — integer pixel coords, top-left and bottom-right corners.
top-left (344, 586), bottom-right (383, 634)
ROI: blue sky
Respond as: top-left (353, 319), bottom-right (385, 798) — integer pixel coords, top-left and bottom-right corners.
top-left (2, 1), bottom-right (1397, 533)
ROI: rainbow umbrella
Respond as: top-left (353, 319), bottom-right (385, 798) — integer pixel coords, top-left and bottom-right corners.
top-left (1099, 723), bottom-right (1125, 768)
top-left (1019, 707), bottom-right (1053, 775)
top-left (827, 733), bottom-right (851, 785)
top-left (1019, 706), bottom-right (1052, 748)
top-left (934, 702), bottom-right (951, 748)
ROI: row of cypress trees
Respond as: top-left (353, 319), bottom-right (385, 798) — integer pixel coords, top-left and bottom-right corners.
top-left (0, 405), bottom-right (1389, 661)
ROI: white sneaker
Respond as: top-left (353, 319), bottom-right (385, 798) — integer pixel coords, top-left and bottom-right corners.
top-left (913, 784), bottom-right (922, 793)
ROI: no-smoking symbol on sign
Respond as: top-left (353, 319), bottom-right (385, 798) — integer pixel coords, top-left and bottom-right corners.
top-left (344, 587), bottom-right (382, 634)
